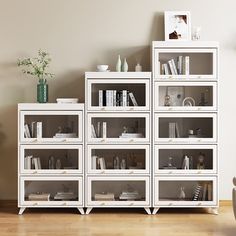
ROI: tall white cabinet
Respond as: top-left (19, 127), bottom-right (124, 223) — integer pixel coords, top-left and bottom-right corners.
top-left (152, 41), bottom-right (219, 214)
top-left (85, 72), bottom-right (152, 214)
top-left (18, 103), bottom-right (85, 215)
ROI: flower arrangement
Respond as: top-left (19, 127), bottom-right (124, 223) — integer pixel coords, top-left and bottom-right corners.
top-left (17, 49), bottom-right (54, 84)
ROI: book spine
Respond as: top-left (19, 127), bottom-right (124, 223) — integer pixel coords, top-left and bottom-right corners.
top-left (207, 184), bottom-right (212, 201)
top-left (91, 124), bottom-right (97, 138)
top-left (102, 90), bottom-right (106, 106)
top-left (37, 157), bottom-right (41, 169)
top-left (106, 90), bottom-right (109, 106)
top-left (184, 56), bottom-right (190, 75)
top-left (24, 124), bottom-right (31, 138)
top-left (168, 60), bottom-right (175, 75)
top-left (129, 92), bottom-right (138, 106)
top-left (177, 56), bottom-right (183, 75)
top-left (97, 121), bottom-right (101, 138)
top-left (163, 64), bottom-right (169, 75)
top-left (171, 59), bottom-right (178, 75)
top-left (99, 90), bottom-right (103, 107)
top-left (161, 64), bottom-right (165, 75)
top-left (113, 90), bottom-right (117, 107)
top-left (122, 90), bottom-right (127, 106)
top-left (92, 156), bottom-right (97, 169)
top-left (102, 122), bottom-right (107, 138)
top-left (36, 122), bottom-right (42, 138)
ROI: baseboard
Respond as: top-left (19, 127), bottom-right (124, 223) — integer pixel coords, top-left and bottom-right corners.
top-left (220, 200), bottom-right (232, 206)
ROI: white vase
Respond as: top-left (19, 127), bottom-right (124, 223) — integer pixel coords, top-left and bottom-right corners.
top-left (122, 58), bottom-right (128, 72)
top-left (135, 63), bottom-right (142, 72)
top-left (116, 55), bottom-right (122, 72)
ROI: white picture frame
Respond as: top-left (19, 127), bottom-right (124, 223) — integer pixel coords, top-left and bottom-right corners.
top-left (164, 11), bottom-right (191, 41)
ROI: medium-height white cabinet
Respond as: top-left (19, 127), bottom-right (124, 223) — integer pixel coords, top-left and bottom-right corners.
top-left (85, 72), bottom-right (152, 214)
top-left (18, 103), bottom-right (85, 215)
top-left (152, 41), bottom-right (219, 215)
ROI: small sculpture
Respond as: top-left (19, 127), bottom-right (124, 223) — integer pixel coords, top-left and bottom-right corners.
top-left (197, 152), bottom-right (205, 169)
top-left (178, 186), bottom-right (186, 200)
top-left (120, 158), bottom-right (126, 169)
top-left (122, 58), bottom-right (128, 72)
top-left (116, 55), bottom-right (122, 72)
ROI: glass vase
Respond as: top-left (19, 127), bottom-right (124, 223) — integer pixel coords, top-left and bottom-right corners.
top-left (37, 80), bottom-right (48, 103)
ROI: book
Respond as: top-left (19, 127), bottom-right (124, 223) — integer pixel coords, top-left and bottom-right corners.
top-left (168, 60), bottom-right (175, 75)
top-left (168, 122), bottom-right (176, 138)
top-left (31, 121), bottom-right (37, 138)
top-left (163, 64), bottom-right (169, 75)
top-left (25, 155), bottom-right (33, 169)
top-left (36, 122), bottom-right (42, 138)
top-left (24, 124), bottom-right (31, 138)
top-left (99, 90), bottom-right (103, 107)
top-left (171, 59), bottom-right (178, 75)
top-left (207, 183), bottom-right (212, 201)
top-left (177, 56), bottom-right (183, 75)
top-left (202, 183), bottom-right (208, 201)
top-left (161, 64), bottom-right (165, 75)
top-left (98, 157), bottom-right (106, 169)
top-left (122, 90), bottom-right (127, 106)
top-left (97, 122), bottom-right (101, 138)
top-left (37, 157), bottom-right (41, 169)
top-left (33, 157), bottom-right (39, 169)
top-left (175, 122), bottom-right (180, 138)
top-left (54, 192), bottom-right (77, 200)
top-left (94, 193), bottom-right (115, 201)
top-left (92, 156), bottom-right (98, 169)
top-left (28, 193), bottom-right (50, 201)
top-left (91, 124), bottom-right (97, 138)
top-left (102, 122), bottom-right (107, 138)
top-left (129, 92), bottom-right (138, 106)
top-left (184, 56), bottom-right (190, 75)
top-left (113, 90), bottom-right (117, 107)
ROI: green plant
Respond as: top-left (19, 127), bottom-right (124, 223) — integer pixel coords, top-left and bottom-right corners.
top-left (17, 49), bottom-right (54, 83)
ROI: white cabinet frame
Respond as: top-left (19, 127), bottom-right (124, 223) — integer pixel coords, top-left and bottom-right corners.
top-left (154, 81), bottom-right (217, 111)
top-left (154, 176), bottom-right (217, 207)
top-left (87, 144), bottom-right (150, 175)
top-left (87, 113), bottom-right (150, 143)
top-left (19, 144), bottom-right (83, 175)
top-left (20, 110), bottom-right (83, 144)
top-left (153, 48), bottom-right (217, 80)
top-left (87, 79), bottom-right (150, 111)
top-left (19, 176), bottom-right (83, 207)
top-left (154, 113), bottom-right (217, 144)
top-left (154, 144), bottom-right (217, 175)
top-left (86, 176), bottom-right (150, 207)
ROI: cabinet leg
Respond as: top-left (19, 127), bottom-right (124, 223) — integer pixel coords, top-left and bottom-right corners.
top-left (208, 207), bottom-right (219, 215)
top-left (86, 207), bottom-right (93, 215)
top-left (144, 207), bottom-right (151, 215)
top-left (18, 207), bottom-right (26, 215)
top-left (77, 208), bottom-right (85, 215)
top-left (152, 207), bottom-right (160, 215)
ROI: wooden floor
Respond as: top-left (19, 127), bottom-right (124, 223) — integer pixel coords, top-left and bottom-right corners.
top-left (0, 202), bottom-right (235, 236)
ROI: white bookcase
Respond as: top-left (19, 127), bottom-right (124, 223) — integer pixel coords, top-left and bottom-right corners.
top-left (152, 41), bottom-right (219, 215)
top-left (18, 103), bottom-right (85, 215)
top-left (85, 72), bottom-right (152, 214)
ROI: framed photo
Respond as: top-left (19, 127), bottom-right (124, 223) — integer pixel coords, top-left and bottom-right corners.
top-left (164, 11), bottom-right (191, 41)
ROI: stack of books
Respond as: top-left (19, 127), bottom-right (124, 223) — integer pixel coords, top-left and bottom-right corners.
top-left (53, 133), bottom-right (77, 138)
top-left (91, 156), bottom-right (106, 169)
top-left (119, 191), bottom-right (141, 200)
top-left (161, 56), bottom-right (190, 76)
top-left (99, 90), bottom-right (138, 107)
top-left (91, 122), bottom-right (107, 138)
top-left (94, 192), bottom-right (115, 201)
top-left (119, 133), bottom-right (143, 138)
top-left (28, 193), bottom-right (50, 201)
top-left (24, 156), bottom-right (42, 170)
top-left (54, 192), bottom-right (77, 201)
top-left (192, 183), bottom-right (213, 201)
top-left (24, 122), bottom-right (42, 138)
top-left (169, 122), bottom-right (180, 138)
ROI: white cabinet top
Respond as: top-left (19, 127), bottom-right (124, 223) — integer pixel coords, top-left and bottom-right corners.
top-left (152, 41), bottom-right (219, 48)
top-left (85, 72), bottom-right (151, 79)
top-left (18, 103), bottom-right (84, 111)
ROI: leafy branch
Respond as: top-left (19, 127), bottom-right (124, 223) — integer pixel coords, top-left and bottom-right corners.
top-left (18, 49), bottom-right (55, 83)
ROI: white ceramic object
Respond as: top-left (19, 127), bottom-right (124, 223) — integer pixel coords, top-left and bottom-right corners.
top-left (56, 98), bottom-right (79, 104)
top-left (97, 65), bottom-right (109, 72)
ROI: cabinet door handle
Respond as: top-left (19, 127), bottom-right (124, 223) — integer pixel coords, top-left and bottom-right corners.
top-left (101, 171), bottom-right (105, 174)
top-left (129, 171), bottom-right (134, 174)
top-left (168, 107), bottom-right (173, 111)
top-left (62, 202), bottom-right (67, 206)
top-left (33, 171), bottom-right (38, 174)
top-left (100, 202), bottom-right (105, 206)
top-left (101, 139), bottom-right (106, 142)
top-left (197, 202), bottom-right (202, 206)
top-left (129, 203), bottom-right (134, 206)
top-left (33, 202), bottom-right (38, 206)
top-left (129, 139), bottom-right (134, 143)
top-left (168, 171), bottom-right (172, 174)
top-left (169, 203), bottom-right (173, 206)
top-left (62, 171), bottom-right (67, 174)
top-left (197, 171), bottom-right (202, 174)
top-left (100, 107), bottom-right (105, 111)
top-left (197, 139), bottom-right (202, 142)
top-left (129, 107), bottom-right (134, 111)
top-left (168, 139), bottom-right (173, 142)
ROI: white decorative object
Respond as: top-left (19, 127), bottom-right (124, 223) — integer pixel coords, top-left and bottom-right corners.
top-left (192, 26), bottom-right (201, 41)
top-left (116, 55), bottom-right (122, 72)
top-left (135, 63), bottom-right (142, 72)
top-left (164, 11), bottom-right (191, 41)
top-left (122, 58), bottom-right (128, 72)
top-left (97, 65), bottom-right (109, 72)
top-left (56, 98), bottom-right (79, 104)
top-left (182, 97), bottom-right (195, 106)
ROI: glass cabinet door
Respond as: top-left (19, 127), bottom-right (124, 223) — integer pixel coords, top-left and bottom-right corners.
top-left (20, 145), bottom-right (83, 175)
top-left (20, 110), bottom-right (83, 143)
top-left (87, 145), bottom-right (150, 174)
top-left (87, 79), bottom-right (150, 111)
top-left (20, 176), bottom-right (83, 207)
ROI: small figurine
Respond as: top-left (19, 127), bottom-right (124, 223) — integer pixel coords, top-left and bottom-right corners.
top-left (197, 152), bottom-right (205, 169)
top-left (178, 186), bottom-right (186, 200)
top-left (123, 126), bottom-right (128, 133)
top-left (164, 94), bottom-right (171, 106)
top-left (120, 158), bottom-right (126, 169)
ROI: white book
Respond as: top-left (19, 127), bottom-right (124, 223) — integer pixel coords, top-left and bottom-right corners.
top-left (33, 158), bottom-right (39, 169)
top-left (92, 156), bottom-right (98, 169)
top-left (171, 59), bottom-right (178, 75)
top-left (97, 122), bottom-right (101, 138)
top-left (207, 184), bottom-right (212, 201)
top-left (25, 155), bottom-right (33, 169)
top-left (91, 124), bottom-right (97, 138)
top-left (163, 64), bottom-right (169, 75)
top-left (31, 121), bottom-right (37, 138)
top-left (24, 124), bottom-right (31, 138)
top-left (99, 157), bottom-right (106, 169)
top-left (161, 64), bottom-right (165, 75)
top-left (168, 60), bottom-right (176, 75)
top-left (175, 122), bottom-right (180, 138)
top-left (37, 157), bottom-right (41, 169)
top-left (129, 92), bottom-right (138, 106)
top-left (113, 90), bottom-right (117, 107)
top-left (99, 90), bottom-right (103, 107)
top-left (184, 56), bottom-right (190, 75)
top-left (122, 90), bottom-right (127, 106)
top-left (177, 56), bottom-right (183, 75)
top-left (102, 122), bottom-right (107, 138)
top-left (36, 122), bottom-right (42, 138)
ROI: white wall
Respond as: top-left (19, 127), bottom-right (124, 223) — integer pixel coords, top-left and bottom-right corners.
top-left (0, 0), bottom-right (234, 200)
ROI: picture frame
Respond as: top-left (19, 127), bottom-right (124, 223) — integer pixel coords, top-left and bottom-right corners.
top-left (164, 11), bottom-right (191, 41)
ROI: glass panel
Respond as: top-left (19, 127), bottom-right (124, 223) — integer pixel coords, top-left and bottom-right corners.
top-left (159, 52), bottom-right (213, 75)
top-left (159, 117), bottom-right (213, 138)
top-left (91, 117), bottom-right (146, 139)
top-left (24, 149), bottom-right (79, 170)
top-left (90, 149), bottom-right (146, 170)
top-left (158, 149), bottom-right (213, 170)
top-left (158, 86), bottom-right (213, 107)
top-left (91, 83), bottom-right (146, 107)
top-left (91, 180), bottom-right (146, 201)
top-left (24, 115), bottom-right (79, 139)
top-left (159, 180), bottom-right (213, 201)
top-left (24, 180), bottom-right (79, 201)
